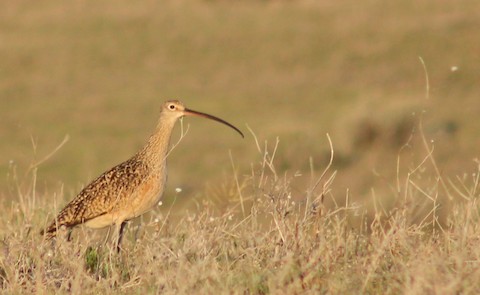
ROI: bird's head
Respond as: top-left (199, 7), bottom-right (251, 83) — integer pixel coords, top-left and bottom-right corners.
top-left (161, 100), bottom-right (244, 138)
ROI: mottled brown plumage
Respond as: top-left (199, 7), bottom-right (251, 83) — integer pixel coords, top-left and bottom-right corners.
top-left (41, 100), bottom-right (243, 251)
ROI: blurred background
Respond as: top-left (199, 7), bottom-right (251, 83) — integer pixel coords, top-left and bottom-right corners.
top-left (1, 0), bottom-right (479, 218)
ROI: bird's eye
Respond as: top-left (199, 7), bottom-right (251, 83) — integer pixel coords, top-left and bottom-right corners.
top-left (168, 104), bottom-right (175, 110)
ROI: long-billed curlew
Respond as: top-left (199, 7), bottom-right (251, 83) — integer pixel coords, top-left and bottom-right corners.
top-left (41, 100), bottom-right (243, 251)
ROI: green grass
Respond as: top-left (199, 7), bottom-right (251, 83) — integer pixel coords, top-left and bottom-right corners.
top-left (1, 0), bottom-right (480, 293)
top-left (2, 0), bottom-right (479, 193)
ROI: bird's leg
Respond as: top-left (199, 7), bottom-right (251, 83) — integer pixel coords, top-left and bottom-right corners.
top-left (116, 221), bottom-right (128, 253)
top-left (66, 229), bottom-right (73, 242)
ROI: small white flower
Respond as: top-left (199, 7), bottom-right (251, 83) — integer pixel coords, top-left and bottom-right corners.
top-left (209, 217), bottom-right (215, 222)
top-left (228, 215), bottom-right (233, 221)
top-left (154, 218), bottom-right (160, 223)
top-left (158, 201), bottom-right (163, 206)
top-left (451, 66), bottom-right (459, 72)
top-left (287, 194), bottom-right (291, 199)
top-left (175, 187), bottom-right (182, 193)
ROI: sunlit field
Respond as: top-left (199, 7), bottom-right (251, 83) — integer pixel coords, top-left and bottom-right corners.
top-left (1, 0), bottom-right (480, 293)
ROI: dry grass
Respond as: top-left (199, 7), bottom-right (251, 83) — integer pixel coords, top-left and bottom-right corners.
top-left (2, 0), bottom-right (480, 293)
top-left (1, 0), bottom-right (480, 195)
top-left (2, 127), bottom-right (480, 294)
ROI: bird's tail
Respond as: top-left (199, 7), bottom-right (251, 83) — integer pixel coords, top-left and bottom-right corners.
top-left (39, 223), bottom-right (58, 240)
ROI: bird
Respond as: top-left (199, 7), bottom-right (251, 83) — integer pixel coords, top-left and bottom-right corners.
top-left (41, 100), bottom-right (243, 252)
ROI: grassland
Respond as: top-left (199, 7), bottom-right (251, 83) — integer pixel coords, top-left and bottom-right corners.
top-left (1, 0), bottom-right (480, 293)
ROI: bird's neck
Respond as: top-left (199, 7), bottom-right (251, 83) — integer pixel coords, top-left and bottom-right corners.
top-left (138, 116), bottom-right (177, 168)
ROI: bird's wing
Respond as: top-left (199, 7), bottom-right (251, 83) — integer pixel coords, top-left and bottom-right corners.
top-left (42, 157), bottom-right (148, 235)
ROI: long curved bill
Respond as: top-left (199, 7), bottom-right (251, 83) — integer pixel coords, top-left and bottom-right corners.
top-left (184, 108), bottom-right (244, 138)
